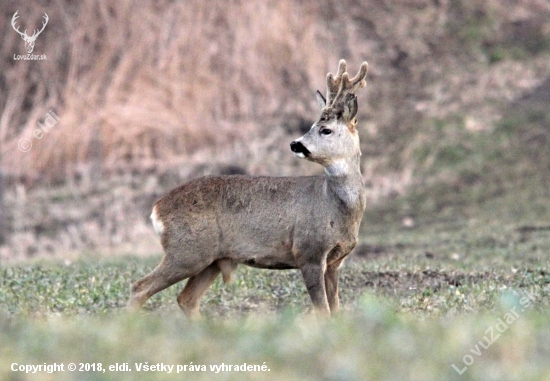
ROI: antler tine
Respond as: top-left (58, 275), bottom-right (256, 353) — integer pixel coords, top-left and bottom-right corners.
top-left (326, 60), bottom-right (368, 109)
top-left (325, 59), bottom-right (347, 106)
top-left (11, 11), bottom-right (26, 37)
top-left (11, 10), bottom-right (19, 26)
top-left (343, 62), bottom-right (368, 93)
top-left (32, 13), bottom-right (49, 38)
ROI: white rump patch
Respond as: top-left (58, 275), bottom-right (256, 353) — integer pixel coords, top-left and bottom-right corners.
top-left (150, 205), bottom-right (165, 236)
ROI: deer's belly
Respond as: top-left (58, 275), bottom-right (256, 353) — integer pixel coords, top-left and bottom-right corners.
top-left (240, 257), bottom-right (295, 270)
top-left (228, 239), bottom-right (297, 270)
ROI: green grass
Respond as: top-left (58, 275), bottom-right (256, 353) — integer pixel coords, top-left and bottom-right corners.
top-left (2, 303), bottom-right (550, 381)
top-left (2, 202), bottom-right (550, 380)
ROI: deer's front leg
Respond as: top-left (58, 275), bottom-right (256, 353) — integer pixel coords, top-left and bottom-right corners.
top-left (300, 262), bottom-right (330, 316)
top-left (325, 256), bottom-right (345, 314)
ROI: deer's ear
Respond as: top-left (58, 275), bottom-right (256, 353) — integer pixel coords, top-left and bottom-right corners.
top-left (316, 90), bottom-right (326, 109)
top-left (343, 93), bottom-right (357, 121)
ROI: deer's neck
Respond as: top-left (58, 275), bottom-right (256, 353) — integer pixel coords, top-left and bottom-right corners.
top-left (324, 154), bottom-right (365, 212)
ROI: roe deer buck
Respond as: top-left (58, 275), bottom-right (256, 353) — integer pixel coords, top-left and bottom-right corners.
top-left (128, 59), bottom-right (368, 317)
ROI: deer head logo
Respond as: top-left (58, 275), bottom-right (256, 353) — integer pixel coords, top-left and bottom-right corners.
top-left (11, 11), bottom-right (49, 54)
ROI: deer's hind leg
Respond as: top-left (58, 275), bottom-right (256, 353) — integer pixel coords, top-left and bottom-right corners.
top-left (127, 247), bottom-right (214, 311)
top-left (177, 262), bottom-right (221, 318)
top-left (128, 258), bottom-right (187, 311)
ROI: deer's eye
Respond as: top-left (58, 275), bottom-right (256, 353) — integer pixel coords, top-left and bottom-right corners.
top-left (320, 128), bottom-right (332, 135)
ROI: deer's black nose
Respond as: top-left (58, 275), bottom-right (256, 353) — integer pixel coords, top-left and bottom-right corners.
top-left (290, 141), bottom-right (310, 157)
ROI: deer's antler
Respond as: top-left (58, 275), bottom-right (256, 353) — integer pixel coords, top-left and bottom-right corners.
top-left (30, 13), bottom-right (49, 39)
top-left (11, 11), bottom-right (27, 38)
top-left (325, 59), bottom-right (368, 109)
top-left (11, 11), bottom-right (48, 41)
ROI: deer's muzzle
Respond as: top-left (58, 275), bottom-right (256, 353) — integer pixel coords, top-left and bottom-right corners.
top-left (290, 141), bottom-right (311, 158)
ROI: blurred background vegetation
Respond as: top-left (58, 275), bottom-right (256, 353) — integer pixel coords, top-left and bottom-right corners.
top-left (0, 0), bottom-right (549, 260)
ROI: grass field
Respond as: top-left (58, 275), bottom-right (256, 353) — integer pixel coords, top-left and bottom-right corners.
top-left (2, 186), bottom-right (550, 381)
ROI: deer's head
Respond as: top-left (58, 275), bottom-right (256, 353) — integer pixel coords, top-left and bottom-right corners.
top-left (11, 11), bottom-right (49, 54)
top-left (291, 60), bottom-right (368, 171)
